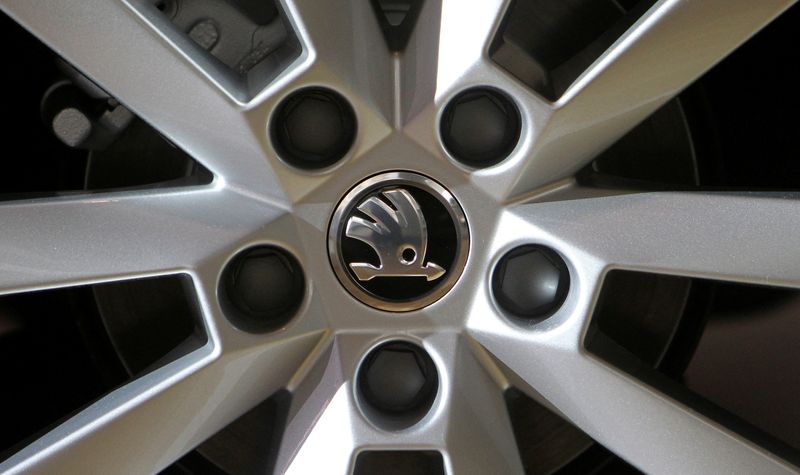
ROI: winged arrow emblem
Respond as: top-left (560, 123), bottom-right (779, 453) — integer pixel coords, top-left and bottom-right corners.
top-left (345, 188), bottom-right (446, 282)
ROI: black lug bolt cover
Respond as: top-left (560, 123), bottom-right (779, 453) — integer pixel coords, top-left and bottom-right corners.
top-left (359, 342), bottom-right (438, 417)
top-left (271, 87), bottom-right (357, 170)
top-left (440, 87), bottom-right (521, 168)
top-left (493, 245), bottom-right (570, 320)
top-left (221, 246), bottom-right (305, 333)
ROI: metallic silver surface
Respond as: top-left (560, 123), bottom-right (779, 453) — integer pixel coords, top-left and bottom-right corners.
top-left (0, 0), bottom-right (797, 474)
top-left (329, 171), bottom-right (469, 311)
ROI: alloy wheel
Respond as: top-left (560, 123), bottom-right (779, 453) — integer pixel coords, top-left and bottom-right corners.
top-left (0, 0), bottom-right (799, 474)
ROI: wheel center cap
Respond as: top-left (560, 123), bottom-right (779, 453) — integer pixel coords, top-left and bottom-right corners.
top-left (329, 172), bottom-right (469, 312)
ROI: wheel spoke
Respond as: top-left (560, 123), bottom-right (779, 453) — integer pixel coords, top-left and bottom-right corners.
top-left (442, 340), bottom-right (524, 475)
top-left (400, 0), bottom-right (556, 196)
top-left (282, 387), bottom-right (359, 475)
top-left (0, 0), bottom-right (288, 201)
top-left (0, 188), bottom-right (278, 293)
top-left (474, 191), bottom-right (800, 472)
top-left (505, 0), bottom-right (795, 198)
top-left (276, 335), bottom-right (365, 475)
top-left (471, 324), bottom-right (796, 474)
top-left (0, 331), bottom-right (325, 474)
top-left (401, 0), bottom-right (541, 154)
top-left (277, 333), bottom-right (523, 474)
top-left (279, 350), bottom-right (357, 475)
top-left (413, 0), bottom-right (509, 96)
top-left (283, 0), bottom-right (395, 124)
top-left (514, 191), bottom-right (800, 286)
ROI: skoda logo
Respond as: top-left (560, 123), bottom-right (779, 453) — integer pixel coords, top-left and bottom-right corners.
top-left (329, 172), bottom-right (470, 311)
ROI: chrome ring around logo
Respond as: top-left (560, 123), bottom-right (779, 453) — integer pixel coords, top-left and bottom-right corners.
top-left (328, 172), bottom-right (470, 312)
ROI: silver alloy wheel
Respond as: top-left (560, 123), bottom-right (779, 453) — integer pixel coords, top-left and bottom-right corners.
top-left (0, 0), bottom-right (798, 474)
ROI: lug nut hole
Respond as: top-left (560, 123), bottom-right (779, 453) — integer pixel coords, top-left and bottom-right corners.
top-left (440, 87), bottom-right (522, 168)
top-left (270, 87), bottom-right (357, 170)
top-left (220, 245), bottom-right (305, 333)
top-left (357, 341), bottom-right (439, 430)
top-left (492, 245), bottom-right (570, 321)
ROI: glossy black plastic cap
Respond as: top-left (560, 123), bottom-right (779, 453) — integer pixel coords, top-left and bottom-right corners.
top-left (271, 87), bottom-right (357, 169)
top-left (221, 246), bottom-right (305, 333)
top-left (358, 341), bottom-right (439, 429)
top-left (493, 245), bottom-right (570, 320)
top-left (440, 87), bottom-right (521, 168)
